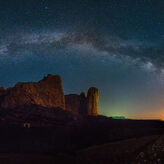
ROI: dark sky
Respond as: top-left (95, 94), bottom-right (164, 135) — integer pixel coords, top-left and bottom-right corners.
top-left (0, 0), bottom-right (164, 119)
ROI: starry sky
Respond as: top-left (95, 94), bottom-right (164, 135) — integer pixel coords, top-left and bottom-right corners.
top-left (0, 0), bottom-right (164, 119)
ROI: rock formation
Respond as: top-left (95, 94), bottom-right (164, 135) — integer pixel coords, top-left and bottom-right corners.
top-left (0, 74), bottom-right (99, 116)
top-left (65, 94), bottom-right (81, 115)
top-left (87, 87), bottom-right (99, 116)
top-left (79, 92), bottom-right (88, 115)
top-left (0, 74), bottom-right (65, 109)
top-left (65, 88), bottom-right (99, 116)
top-left (0, 87), bottom-right (5, 96)
top-left (65, 92), bottom-right (87, 115)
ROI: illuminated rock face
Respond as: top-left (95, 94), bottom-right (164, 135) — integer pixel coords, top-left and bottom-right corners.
top-left (0, 74), bottom-right (65, 109)
top-left (0, 74), bottom-right (98, 116)
top-left (87, 88), bottom-right (99, 116)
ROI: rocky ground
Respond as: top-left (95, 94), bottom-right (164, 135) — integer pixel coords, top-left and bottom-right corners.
top-left (0, 135), bottom-right (164, 164)
top-left (75, 134), bottom-right (164, 164)
top-left (133, 135), bottom-right (164, 164)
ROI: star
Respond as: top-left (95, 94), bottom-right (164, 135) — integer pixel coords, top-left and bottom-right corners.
top-left (45, 6), bottom-right (49, 10)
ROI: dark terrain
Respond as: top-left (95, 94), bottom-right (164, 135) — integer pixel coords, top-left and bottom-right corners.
top-left (0, 105), bottom-right (164, 163)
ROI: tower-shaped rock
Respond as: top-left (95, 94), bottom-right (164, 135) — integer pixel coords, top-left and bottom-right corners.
top-left (87, 87), bottom-right (98, 116)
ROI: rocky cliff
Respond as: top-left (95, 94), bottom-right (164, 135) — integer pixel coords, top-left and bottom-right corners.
top-left (65, 88), bottom-right (99, 116)
top-left (0, 74), bottom-right (65, 109)
top-left (0, 74), bottom-right (99, 117)
top-left (87, 87), bottom-right (99, 116)
top-left (65, 94), bottom-right (81, 115)
top-left (65, 92), bottom-right (87, 115)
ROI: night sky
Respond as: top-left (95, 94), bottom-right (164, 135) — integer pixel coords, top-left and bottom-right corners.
top-left (0, 0), bottom-right (164, 119)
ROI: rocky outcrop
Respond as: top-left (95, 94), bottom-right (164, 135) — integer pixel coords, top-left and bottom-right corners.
top-left (0, 74), bottom-right (99, 117)
top-left (65, 88), bottom-right (99, 116)
top-left (79, 92), bottom-right (88, 115)
top-left (87, 87), bottom-right (99, 116)
top-left (65, 92), bottom-right (87, 115)
top-left (0, 74), bottom-right (65, 109)
top-left (65, 94), bottom-right (81, 115)
top-left (0, 87), bottom-right (5, 96)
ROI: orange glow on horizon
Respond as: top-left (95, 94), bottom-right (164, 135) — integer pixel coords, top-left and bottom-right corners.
top-left (129, 109), bottom-right (164, 121)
